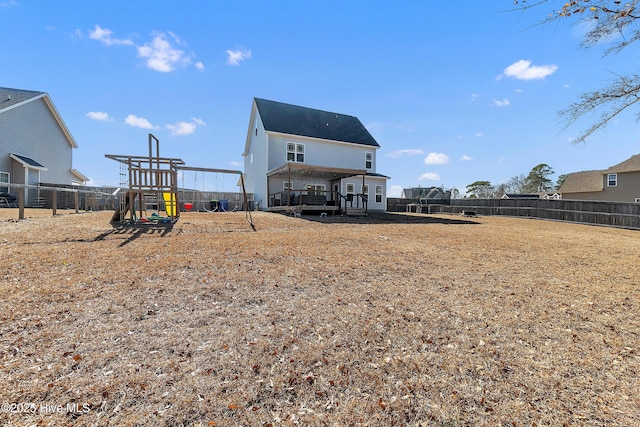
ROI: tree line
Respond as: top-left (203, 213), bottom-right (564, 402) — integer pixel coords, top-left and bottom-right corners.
top-left (465, 163), bottom-right (567, 198)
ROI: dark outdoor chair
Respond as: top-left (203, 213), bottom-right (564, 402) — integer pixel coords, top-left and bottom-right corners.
top-left (0, 192), bottom-right (17, 208)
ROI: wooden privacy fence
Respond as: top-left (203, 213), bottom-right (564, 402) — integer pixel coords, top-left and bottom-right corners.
top-left (387, 197), bottom-right (640, 229)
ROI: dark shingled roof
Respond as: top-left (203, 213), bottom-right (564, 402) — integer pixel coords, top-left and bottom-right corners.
top-left (11, 154), bottom-right (46, 168)
top-left (254, 98), bottom-right (380, 147)
top-left (0, 87), bottom-right (45, 111)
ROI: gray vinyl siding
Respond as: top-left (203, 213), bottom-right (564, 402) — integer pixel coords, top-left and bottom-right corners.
top-left (267, 134), bottom-right (376, 172)
top-left (0, 97), bottom-right (76, 185)
top-left (340, 176), bottom-right (387, 211)
top-left (243, 109), bottom-right (269, 208)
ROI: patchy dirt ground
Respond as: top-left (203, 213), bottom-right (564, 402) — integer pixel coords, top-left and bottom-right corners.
top-left (0, 210), bottom-right (638, 426)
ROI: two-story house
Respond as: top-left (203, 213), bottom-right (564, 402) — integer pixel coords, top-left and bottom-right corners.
top-left (242, 98), bottom-right (388, 213)
top-left (0, 87), bottom-right (87, 204)
top-left (559, 154), bottom-right (640, 202)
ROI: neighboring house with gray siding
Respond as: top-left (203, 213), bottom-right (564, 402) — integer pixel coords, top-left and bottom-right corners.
top-left (243, 98), bottom-right (389, 212)
top-left (0, 87), bottom-right (87, 204)
top-left (559, 154), bottom-right (640, 202)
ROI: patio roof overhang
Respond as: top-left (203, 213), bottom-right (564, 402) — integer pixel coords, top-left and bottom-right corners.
top-left (267, 162), bottom-right (367, 180)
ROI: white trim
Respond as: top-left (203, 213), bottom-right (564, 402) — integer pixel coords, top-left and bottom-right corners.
top-left (71, 168), bottom-right (89, 183)
top-left (0, 171), bottom-right (9, 193)
top-left (345, 183), bottom-right (355, 195)
top-left (375, 185), bottom-right (383, 203)
top-left (286, 142), bottom-right (305, 163)
top-left (365, 152), bottom-right (373, 170)
top-left (266, 130), bottom-right (380, 149)
top-left (607, 173), bottom-right (618, 187)
top-left (0, 93), bottom-right (78, 149)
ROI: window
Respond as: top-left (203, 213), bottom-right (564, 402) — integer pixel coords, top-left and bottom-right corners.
top-left (0, 172), bottom-right (8, 193)
top-left (287, 142), bottom-right (305, 162)
top-left (635, 198), bottom-right (640, 204)
top-left (607, 173), bottom-right (617, 187)
top-left (347, 184), bottom-right (356, 198)
top-left (365, 152), bottom-right (373, 169)
top-left (255, 118), bottom-right (258, 136)
top-left (306, 184), bottom-right (325, 195)
top-left (375, 185), bottom-right (383, 203)
top-left (362, 184), bottom-right (369, 201)
top-left (283, 181), bottom-right (292, 191)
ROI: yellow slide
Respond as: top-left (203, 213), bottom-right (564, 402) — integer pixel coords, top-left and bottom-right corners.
top-left (163, 192), bottom-right (177, 216)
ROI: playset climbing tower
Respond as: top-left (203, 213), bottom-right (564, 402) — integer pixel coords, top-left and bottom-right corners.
top-left (106, 134), bottom-right (184, 224)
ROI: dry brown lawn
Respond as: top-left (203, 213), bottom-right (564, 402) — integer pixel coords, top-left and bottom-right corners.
top-left (0, 209), bottom-right (638, 426)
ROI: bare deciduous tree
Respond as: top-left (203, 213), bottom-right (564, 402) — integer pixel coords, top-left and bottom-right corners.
top-left (512, 0), bottom-right (640, 143)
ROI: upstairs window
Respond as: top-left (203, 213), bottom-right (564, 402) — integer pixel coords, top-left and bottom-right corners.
top-left (607, 173), bottom-right (617, 187)
top-left (287, 142), bottom-right (305, 163)
top-left (365, 152), bottom-right (373, 169)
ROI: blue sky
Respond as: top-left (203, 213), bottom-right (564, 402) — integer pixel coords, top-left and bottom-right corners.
top-left (2, 0), bottom-right (639, 196)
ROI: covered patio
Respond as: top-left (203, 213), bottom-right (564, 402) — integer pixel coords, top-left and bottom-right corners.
top-left (266, 163), bottom-right (368, 215)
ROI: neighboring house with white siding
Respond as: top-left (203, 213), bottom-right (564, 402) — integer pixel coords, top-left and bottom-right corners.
top-left (559, 154), bottom-right (640, 202)
top-left (242, 98), bottom-right (389, 214)
top-left (0, 87), bottom-right (87, 204)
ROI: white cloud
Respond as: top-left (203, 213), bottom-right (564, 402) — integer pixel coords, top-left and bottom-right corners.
top-left (226, 48), bottom-right (252, 66)
top-left (88, 24), bottom-right (134, 46)
top-left (418, 172), bottom-right (440, 181)
top-left (501, 59), bottom-right (558, 81)
top-left (492, 99), bottom-right (510, 107)
top-left (388, 185), bottom-right (404, 198)
top-left (138, 32), bottom-right (191, 72)
top-left (87, 25), bottom-right (199, 73)
top-left (166, 118), bottom-right (205, 136)
top-left (229, 160), bottom-right (242, 167)
top-left (0, 1), bottom-right (18, 8)
top-left (167, 121), bottom-right (196, 136)
top-left (475, 131), bottom-right (484, 137)
top-left (460, 154), bottom-right (473, 161)
top-left (424, 152), bottom-right (449, 165)
top-left (125, 114), bottom-right (154, 129)
top-left (86, 111), bottom-right (113, 122)
top-left (471, 93), bottom-right (479, 101)
top-left (387, 149), bottom-right (424, 158)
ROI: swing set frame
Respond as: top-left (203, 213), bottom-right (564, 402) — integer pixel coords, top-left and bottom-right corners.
top-left (106, 133), bottom-right (256, 231)
top-left (176, 165), bottom-right (255, 229)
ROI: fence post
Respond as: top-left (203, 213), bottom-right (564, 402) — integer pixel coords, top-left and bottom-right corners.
top-left (18, 188), bottom-right (25, 220)
top-left (74, 192), bottom-right (79, 213)
top-left (52, 190), bottom-right (57, 216)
